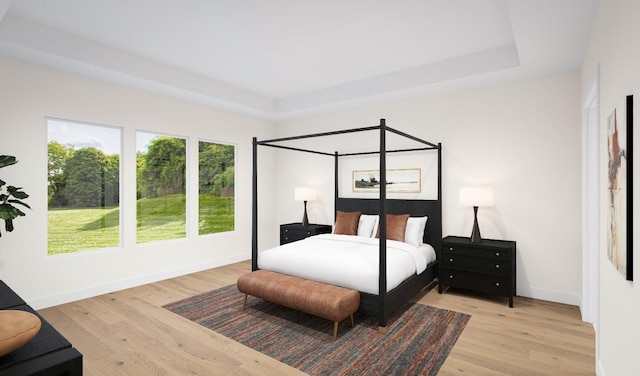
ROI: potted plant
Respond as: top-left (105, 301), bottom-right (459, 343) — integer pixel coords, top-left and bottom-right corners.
top-left (0, 155), bottom-right (30, 236)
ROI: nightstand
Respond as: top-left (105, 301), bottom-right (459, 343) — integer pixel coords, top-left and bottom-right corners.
top-left (280, 223), bottom-right (332, 245)
top-left (439, 235), bottom-right (516, 307)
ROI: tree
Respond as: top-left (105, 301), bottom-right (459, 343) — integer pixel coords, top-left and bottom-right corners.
top-left (47, 141), bottom-right (73, 206)
top-left (211, 166), bottom-right (234, 196)
top-left (64, 147), bottom-right (104, 207)
top-left (199, 142), bottom-right (234, 195)
top-left (103, 154), bottom-right (120, 206)
top-left (138, 136), bottom-right (186, 198)
top-left (136, 151), bottom-right (146, 199)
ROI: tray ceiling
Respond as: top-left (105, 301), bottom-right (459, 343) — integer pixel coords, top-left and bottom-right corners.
top-left (0, 0), bottom-right (597, 119)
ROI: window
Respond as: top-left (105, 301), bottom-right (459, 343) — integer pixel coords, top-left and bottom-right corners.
top-left (47, 125), bottom-right (233, 251)
top-left (198, 141), bottom-right (235, 235)
top-left (47, 119), bottom-right (121, 255)
top-left (136, 132), bottom-right (186, 243)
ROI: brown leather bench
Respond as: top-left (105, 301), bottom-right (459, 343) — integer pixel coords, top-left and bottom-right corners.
top-left (237, 270), bottom-right (360, 340)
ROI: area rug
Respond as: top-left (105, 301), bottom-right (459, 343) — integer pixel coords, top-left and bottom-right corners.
top-left (163, 284), bottom-right (470, 376)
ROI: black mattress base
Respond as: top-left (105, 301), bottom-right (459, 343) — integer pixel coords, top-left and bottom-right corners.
top-left (357, 261), bottom-right (438, 324)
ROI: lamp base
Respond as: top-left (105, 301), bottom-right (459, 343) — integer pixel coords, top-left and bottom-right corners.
top-left (470, 206), bottom-right (482, 243)
top-left (301, 201), bottom-right (309, 227)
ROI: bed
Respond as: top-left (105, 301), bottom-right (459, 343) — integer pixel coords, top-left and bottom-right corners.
top-left (251, 119), bottom-right (442, 329)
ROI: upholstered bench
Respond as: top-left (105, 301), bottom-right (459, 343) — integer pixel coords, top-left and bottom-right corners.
top-left (237, 270), bottom-right (360, 340)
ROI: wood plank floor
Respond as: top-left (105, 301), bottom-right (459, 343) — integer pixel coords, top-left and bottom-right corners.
top-left (38, 260), bottom-right (595, 375)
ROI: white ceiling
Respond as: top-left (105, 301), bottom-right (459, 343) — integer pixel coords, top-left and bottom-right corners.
top-left (0, 0), bottom-right (597, 119)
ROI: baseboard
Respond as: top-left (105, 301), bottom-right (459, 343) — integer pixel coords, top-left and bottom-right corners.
top-left (596, 360), bottom-right (605, 376)
top-left (32, 260), bottom-right (583, 310)
top-left (517, 286), bottom-right (581, 306)
top-left (29, 253), bottom-right (250, 310)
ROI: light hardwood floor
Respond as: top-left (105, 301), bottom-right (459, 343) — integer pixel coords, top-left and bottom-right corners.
top-left (38, 260), bottom-right (595, 375)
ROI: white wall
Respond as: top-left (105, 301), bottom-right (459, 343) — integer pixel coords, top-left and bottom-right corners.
top-left (582, 1), bottom-right (640, 375)
top-left (275, 71), bottom-right (583, 305)
top-left (0, 58), bottom-right (277, 308)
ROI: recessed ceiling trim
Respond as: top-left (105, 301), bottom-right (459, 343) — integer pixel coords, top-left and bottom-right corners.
top-left (277, 44), bottom-right (520, 114)
top-left (0, 0), bottom-right (12, 21)
top-left (0, 14), bottom-right (276, 115)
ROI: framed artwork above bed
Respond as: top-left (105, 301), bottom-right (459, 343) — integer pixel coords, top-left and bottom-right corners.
top-left (352, 168), bottom-right (421, 193)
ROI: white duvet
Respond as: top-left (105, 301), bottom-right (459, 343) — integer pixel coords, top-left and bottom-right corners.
top-left (258, 234), bottom-right (436, 294)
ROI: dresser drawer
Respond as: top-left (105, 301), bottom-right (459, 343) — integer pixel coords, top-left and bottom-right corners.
top-left (441, 254), bottom-right (510, 276)
top-left (281, 228), bottom-right (313, 243)
top-left (440, 268), bottom-right (510, 296)
top-left (279, 223), bottom-right (332, 245)
top-left (442, 244), bottom-right (510, 259)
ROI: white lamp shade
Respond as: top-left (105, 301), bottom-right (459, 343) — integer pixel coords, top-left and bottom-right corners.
top-left (294, 187), bottom-right (316, 201)
top-left (459, 187), bottom-right (494, 207)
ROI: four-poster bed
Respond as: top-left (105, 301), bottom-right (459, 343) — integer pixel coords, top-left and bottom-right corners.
top-left (251, 119), bottom-right (442, 329)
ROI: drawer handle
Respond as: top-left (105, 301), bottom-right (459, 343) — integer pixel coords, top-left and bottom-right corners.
top-left (495, 264), bottom-right (500, 269)
top-left (306, 231), bottom-right (311, 235)
top-left (449, 247), bottom-right (454, 251)
top-left (495, 252), bottom-right (500, 257)
top-left (449, 258), bottom-right (454, 262)
top-left (449, 275), bottom-right (454, 279)
top-left (284, 229), bottom-right (289, 233)
top-left (495, 282), bottom-right (500, 286)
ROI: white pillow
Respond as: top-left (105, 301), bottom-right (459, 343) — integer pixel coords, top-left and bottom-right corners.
top-left (404, 216), bottom-right (428, 247)
top-left (357, 214), bottom-right (379, 237)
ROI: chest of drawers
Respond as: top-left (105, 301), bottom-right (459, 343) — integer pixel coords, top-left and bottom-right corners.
top-left (439, 236), bottom-right (516, 307)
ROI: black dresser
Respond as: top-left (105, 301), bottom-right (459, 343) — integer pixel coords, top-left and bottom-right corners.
top-left (280, 223), bottom-right (332, 245)
top-left (0, 281), bottom-right (82, 375)
top-left (439, 236), bottom-right (517, 307)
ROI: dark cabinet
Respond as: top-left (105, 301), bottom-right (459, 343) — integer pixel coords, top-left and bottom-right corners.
top-left (439, 236), bottom-right (516, 307)
top-left (280, 223), bottom-right (332, 245)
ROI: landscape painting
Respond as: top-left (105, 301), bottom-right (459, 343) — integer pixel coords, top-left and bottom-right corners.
top-left (352, 168), bottom-right (421, 193)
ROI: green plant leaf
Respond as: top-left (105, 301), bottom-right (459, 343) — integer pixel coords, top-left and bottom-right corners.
top-left (8, 199), bottom-right (31, 210)
top-left (4, 218), bottom-right (13, 233)
top-left (0, 155), bottom-right (17, 169)
top-left (0, 155), bottom-right (29, 236)
top-left (0, 204), bottom-right (26, 219)
top-left (7, 186), bottom-right (29, 200)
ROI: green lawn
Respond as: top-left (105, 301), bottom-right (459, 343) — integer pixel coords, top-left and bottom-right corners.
top-left (48, 194), bottom-right (234, 255)
top-left (198, 194), bottom-right (234, 235)
top-left (48, 206), bottom-right (120, 255)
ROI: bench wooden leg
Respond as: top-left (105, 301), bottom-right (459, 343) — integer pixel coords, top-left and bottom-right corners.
top-left (350, 314), bottom-right (354, 328)
top-left (333, 321), bottom-right (339, 340)
top-left (242, 294), bottom-right (248, 309)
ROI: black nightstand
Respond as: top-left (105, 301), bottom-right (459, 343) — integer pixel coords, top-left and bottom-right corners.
top-left (280, 223), bottom-right (332, 245)
top-left (439, 236), bottom-right (517, 307)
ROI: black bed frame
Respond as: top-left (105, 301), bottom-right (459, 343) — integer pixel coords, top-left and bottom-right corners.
top-left (252, 119), bottom-right (442, 328)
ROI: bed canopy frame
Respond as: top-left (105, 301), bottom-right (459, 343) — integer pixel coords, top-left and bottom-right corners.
top-left (252, 119), bottom-right (442, 328)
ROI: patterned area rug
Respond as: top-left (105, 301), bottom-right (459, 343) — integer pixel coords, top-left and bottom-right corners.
top-left (163, 284), bottom-right (470, 376)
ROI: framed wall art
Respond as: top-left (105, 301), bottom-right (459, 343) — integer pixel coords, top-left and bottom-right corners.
top-left (607, 94), bottom-right (633, 281)
top-left (352, 168), bottom-right (421, 193)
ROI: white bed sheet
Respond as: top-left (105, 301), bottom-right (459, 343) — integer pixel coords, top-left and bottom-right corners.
top-left (257, 234), bottom-right (436, 294)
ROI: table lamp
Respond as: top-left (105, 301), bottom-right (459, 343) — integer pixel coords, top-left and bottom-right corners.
top-left (459, 187), bottom-right (494, 243)
top-left (295, 187), bottom-right (316, 227)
